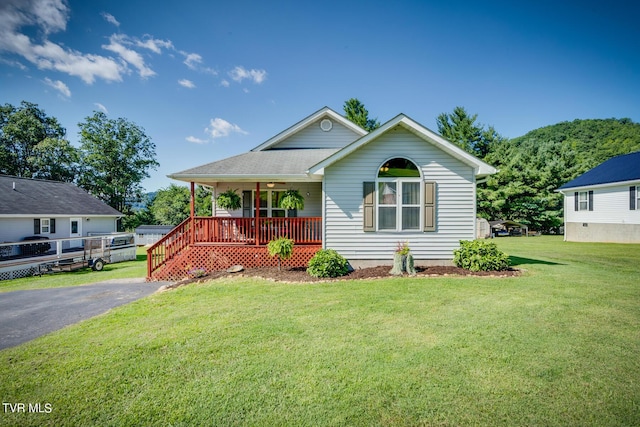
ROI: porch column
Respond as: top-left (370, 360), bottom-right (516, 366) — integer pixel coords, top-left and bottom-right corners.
top-left (255, 182), bottom-right (260, 246)
top-left (190, 182), bottom-right (195, 245)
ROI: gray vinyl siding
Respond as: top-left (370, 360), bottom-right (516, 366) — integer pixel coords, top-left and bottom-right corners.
top-left (213, 182), bottom-right (323, 218)
top-left (323, 127), bottom-right (476, 261)
top-left (271, 119), bottom-right (362, 149)
top-left (0, 216), bottom-right (118, 243)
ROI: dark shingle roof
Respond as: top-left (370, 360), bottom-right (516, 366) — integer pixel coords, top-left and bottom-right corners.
top-left (0, 175), bottom-right (122, 216)
top-left (558, 151), bottom-right (640, 190)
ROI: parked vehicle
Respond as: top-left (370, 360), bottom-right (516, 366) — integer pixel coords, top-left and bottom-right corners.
top-left (20, 236), bottom-right (51, 255)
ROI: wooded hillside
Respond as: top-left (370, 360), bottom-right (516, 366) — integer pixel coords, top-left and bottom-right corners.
top-left (478, 118), bottom-right (640, 232)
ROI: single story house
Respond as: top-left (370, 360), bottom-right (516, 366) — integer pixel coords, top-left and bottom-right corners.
top-left (557, 151), bottom-right (640, 243)
top-left (135, 225), bottom-right (175, 246)
top-left (149, 107), bottom-right (496, 280)
top-left (0, 175), bottom-right (122, 248)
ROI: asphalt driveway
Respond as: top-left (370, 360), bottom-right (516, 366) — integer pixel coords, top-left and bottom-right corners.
top-left (0, 279), bottom-right (170, 350)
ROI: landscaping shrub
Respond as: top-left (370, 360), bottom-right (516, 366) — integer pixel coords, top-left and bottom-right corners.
top-left (453, 240), bottom-right (510, 272)
top-left (307, 249), bottom-right (349, 278)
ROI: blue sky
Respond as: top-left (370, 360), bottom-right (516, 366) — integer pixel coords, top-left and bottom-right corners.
top-left (1, 0), bottom-right (638, 192)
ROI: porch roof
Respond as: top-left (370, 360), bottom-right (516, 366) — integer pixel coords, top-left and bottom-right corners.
top-left (168, 148), bottom-right (338, 184)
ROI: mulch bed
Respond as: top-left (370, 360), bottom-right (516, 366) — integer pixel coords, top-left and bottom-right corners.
top-left (165, 265), bottom-right (521, 290)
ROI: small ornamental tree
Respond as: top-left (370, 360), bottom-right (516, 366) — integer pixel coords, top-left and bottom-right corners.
top-left (453, 240), bottom-right (510, 272)
top-left (267, 237), bottom-right (294, 270)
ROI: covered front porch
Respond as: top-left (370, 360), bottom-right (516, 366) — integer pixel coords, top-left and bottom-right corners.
top-left (147, 181), bottom-right (324, 281)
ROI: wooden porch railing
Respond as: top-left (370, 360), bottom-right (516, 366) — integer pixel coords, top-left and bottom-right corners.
top-left (147, 217), bottom-right (322, 278)
top-left (147, 217), bottom-right (192, 276)
top-left (193, 217), bottom-right (322, 245)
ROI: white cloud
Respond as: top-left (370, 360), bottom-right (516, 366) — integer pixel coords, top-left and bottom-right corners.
top-left (94, 102), bottom-right (108, 113)
top-left (206, 118), bottom-right (248, 139)
top-left (178, 79), bottom-right (195, 88)
top-left (136, 36), bottom-right (173, 54)
top-left (182, 52), bottom-right (202, 70)
top-left (101, 12), bottom-right (120, 27)
top-left (0, 0), bottom-right (125, 84)
top-left (229, 66), bottom-right (267, 84)
top-left (43, 77), bottom-right (70, 97)
top-left (0, 0), bottom-right (215, 85)
top-left (220, 79), bottom-right (230, 87)
top-left (102, 34), bottom-right (156, 79)
top-left (186, 136), bottom-right (207, 144)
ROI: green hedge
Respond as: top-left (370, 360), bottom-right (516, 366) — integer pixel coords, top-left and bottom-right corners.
top-left (453, 240), bottom-right (510, 272)
top-left (307, 249), bottom-right (349, 278)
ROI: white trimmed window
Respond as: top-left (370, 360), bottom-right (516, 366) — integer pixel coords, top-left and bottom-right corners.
top-left (33, 218), bottom-right (56, 234)
top-left (574, 190), bottom-right (593, 211)
top-left (246, 190), bottom-right (294, 218)
top-left (377, 158), bottom-right (422, 231)
top-left (578, 192), bottom-right (588, 211)
top-left (363, 158), bottom-right (436, 233)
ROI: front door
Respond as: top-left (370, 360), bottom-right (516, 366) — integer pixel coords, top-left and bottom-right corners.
top-left (70, 218), bottom-right (82, 248)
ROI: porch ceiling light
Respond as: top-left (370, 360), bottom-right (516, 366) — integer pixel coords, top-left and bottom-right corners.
top-left (267, 182), bottom-right (275, 188)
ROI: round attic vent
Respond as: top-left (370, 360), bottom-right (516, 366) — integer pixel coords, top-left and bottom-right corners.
top-left (320, 119), bottom-right (333, 132)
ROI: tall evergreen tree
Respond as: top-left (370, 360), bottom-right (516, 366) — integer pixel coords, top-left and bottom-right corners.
top-left (436, 106), bottom-right (501, 159)
top-left (343, 98), bottom-right (380, 131)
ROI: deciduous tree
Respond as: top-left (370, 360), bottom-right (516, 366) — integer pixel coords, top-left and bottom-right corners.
top-left (0, 101), bottom-right (73, 179)
top-left (77, 111), bottom-right (159, 213)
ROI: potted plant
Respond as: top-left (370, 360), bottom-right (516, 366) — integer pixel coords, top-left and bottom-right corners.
top-left (216, 189), bottom-right (242, 211)
top-left (279, 189), bottom-right (305, 211)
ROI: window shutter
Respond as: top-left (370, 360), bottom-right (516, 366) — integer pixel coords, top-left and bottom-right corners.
top-left (631, 186), bottom-right (636, 210)
top-left (34, 219), bottom-right (40, 234)
top-left (424, 181), bottom-right (436, 232)
top-left (242, 191), bottom-right (252, 218)
top-left (588, 190), bottom-right (594, 211)
top-left (574, 192), bottom-right (579, 211)
top-left (50, 218), bottom-right (56, 234)
top-left (363, 182), bottom-right (375, 232)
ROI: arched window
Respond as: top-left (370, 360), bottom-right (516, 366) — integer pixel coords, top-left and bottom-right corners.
top-left (377, 158), bottom-right (421, 231)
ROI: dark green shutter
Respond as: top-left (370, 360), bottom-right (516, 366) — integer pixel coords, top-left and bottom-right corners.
top-left (574, 192), bottom-right (579, 211)
top-left (34, 219), bottom-right (40, 234)
top-left (363, 182), bottom-right (375, 232)
top-left (630, 186), bottom-right (636, 210)
top-left (424, 182), bottom-right (436, 232)
top-left (588, 190), bottom-right (594, 211)
top-left (50, 218), bottom-right (56, 234)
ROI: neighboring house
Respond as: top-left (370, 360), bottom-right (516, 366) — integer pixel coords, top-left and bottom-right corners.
top-left (0, 175), bottom-right (122, 246)
top-left (135, 225), bottom-right (175, 246)
top-left (557, 151), bottom-right (640, 243)
top-left (150, 107), bottom-right (496, 280)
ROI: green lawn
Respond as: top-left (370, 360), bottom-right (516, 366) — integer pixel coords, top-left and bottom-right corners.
top-left (1, 236), bottom-right (639, 426)
top-left (0, 247), bottom-right (147, 293)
